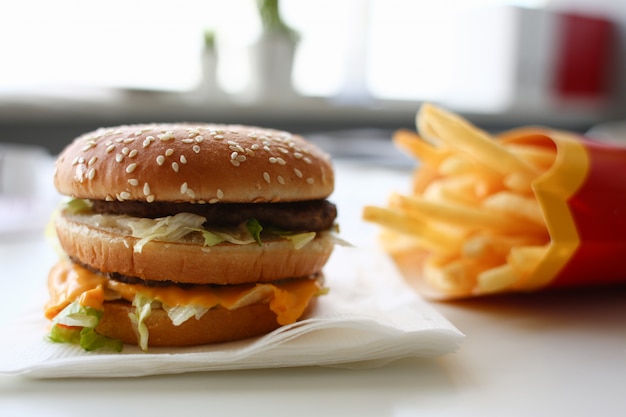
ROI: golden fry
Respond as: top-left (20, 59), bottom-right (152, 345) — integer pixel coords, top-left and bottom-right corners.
top-left (505, 143), bottom-right (557, 171)
top-left (507, 245), bottom-right (549, 279)
top-left (391, 193), bottom-right (544, 235)
top-left (475, 264), bottom-right (522, 294)
top-left (482, 191), bottom-right (546, 227)
top-left (392, 129), bottom-right (448, 165)
top-left (417, 104), bottom-right (540, 180)
top-left (423, 258), bottom-right (477, 294)
top-left (362, 206), bottom-right (460, 254)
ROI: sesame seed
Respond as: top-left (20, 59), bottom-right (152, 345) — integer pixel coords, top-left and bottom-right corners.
top-left (128, 150), bottom-right (138, 158)
top-left (214, 135), bottom-right (224, 140)
top-left (195, 135), bottom-right (204, 143)
top-left (120, 191), bottom-right (131, 200)
top-left (269, 157), bottom-right (277, 164)
top-left (216, 189), bottom-right (224, 199)
top-left (192, 145), bottom-right (201, 153)
top-left (277, 175), bottom-right (285, 185)
top-left (215, 129), bottom-right (225, 134)
top-left (147, 195), bottom-right (155, 203)
top-left (294, 152), bottom-right (303, 159)
top-left (187, 128), bottom-right (200, 137)
top-left (227, 140), bottom-right (238, 146)
top-left (78, 157), bottom-right (85, 164)
top-left (236, 154), bottom-right (246, 162)
top-left (231, 151), bottom-right (239, 160)
top-left (245, 148), bottom-right (255, 157)
top-left (182, 139), bottom-right (195, 144)
top-left (248, 133), bottom-right (258, 139)
top-left (156, 155), bottom-right (165, 166)
top-left (165, 148), bottom-right (174, 157)
top-left (263, 172), bottom-right (271, 183)
top-left (306, 178), bottom-right (314, 184)
top-left (128, 178), bottom-right (139, 186)
top-left (180, 155), bottom-right (187, 164)
top-left (180, 182), bottom-right (188, 194)
top-left (82, 142), bottom-right (96, 151)
top-left (124, 137), bottom-right (135, 143)
top-left (143, 183), bottom-right (151, 196)
top-left (230, 159), bottom-right (240, 167)
top-left (126, 163), bottom-right (137, 173)
top-left (278, 147), bottom-right (289, 154)
top-left (87, 168), bottom-right (96, 180)
top-left (303, 157), bottom-right (312, 164)
top-left (115, 154), bottom-right (124, 163)
top-left (276, 157), bottom-right (286, 165)
top-left (88, 156), bottom-right (98, 166)
top-left (158, 131), bottom-right (174, 141)
top-left (251, 144), bottom-right (260, 150)
top-left (172, 162), bottom-right (179, 172)
top-left (294, 168), bottom-right (303, 178)
top-left (72, 156), bottom-right (80, 165)
top-left (106, 145), bottom-right (115, 153)
top-left (263, 145), bottom-right (271, 152)
top-left (143, 136), bottom-right (155, 148)
top-left (209, 198), bottom-right (219, 204)
top-left (187, 188), bottom-right (196, 198)
top-left (105, 195), bottom-right (114, 201)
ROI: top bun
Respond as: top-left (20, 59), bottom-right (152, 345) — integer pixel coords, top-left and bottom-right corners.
top-left (54, 124), bottom-right (334, 203)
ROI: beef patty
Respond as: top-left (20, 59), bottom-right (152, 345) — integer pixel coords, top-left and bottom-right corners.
top-left (91, 199), bottom-right (337, 232)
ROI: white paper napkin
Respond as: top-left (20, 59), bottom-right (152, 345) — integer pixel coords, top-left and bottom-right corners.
top-left (0, 246), bottom-right (464, 378)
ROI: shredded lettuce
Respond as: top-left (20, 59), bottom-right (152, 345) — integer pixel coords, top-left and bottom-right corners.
top-left (163, 304), bottom-right (209, 326)
top-left (279, 231), bottom-right (316, 249)
top-left (327, 231), bottom-right (354, 248)
top-left (128, 212), bottom-right (206, 253)
top-left (48, 300), bottom-right (122, 352)
top-left (65, 198), bottom-right (92, 214)
top-left (128, 293), bottom-right (154, 351)
top-left (195, 229), bottom-right (227, 246)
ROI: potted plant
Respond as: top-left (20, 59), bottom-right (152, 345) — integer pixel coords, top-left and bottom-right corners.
top-left (248, 0), bottom-right (299, 101)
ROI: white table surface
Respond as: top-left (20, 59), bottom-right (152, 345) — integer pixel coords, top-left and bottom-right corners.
top-left (1, 156), bottom-right (626, 416)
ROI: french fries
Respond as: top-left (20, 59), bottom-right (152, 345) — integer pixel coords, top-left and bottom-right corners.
top-left (363, 104), bottom-right (554, 297)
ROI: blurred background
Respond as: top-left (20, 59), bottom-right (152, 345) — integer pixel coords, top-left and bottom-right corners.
top-left (0, 0), bottom-right (624, 155)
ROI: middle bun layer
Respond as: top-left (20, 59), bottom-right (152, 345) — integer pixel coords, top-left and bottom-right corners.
top-left (55, 211), bottom-right (335, 285)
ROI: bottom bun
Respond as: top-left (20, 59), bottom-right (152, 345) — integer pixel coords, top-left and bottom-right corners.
top-left (96, 300), bottom-right (301, 347)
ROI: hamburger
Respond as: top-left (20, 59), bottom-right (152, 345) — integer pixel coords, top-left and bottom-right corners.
top-left (46, 123), bottom-right (338, 351)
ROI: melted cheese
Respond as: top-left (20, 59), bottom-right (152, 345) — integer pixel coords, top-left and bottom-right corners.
top-left (45, 260), bottom-right (322, 326)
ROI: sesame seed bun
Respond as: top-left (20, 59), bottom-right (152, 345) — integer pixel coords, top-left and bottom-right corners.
top-left (54, 123), bottom-right (334, 203)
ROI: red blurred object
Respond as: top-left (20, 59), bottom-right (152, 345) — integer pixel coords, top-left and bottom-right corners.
top-left (554, 13), bottom-right (614, 99)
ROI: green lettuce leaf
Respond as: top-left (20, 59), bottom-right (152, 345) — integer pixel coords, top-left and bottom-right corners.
top-left (246, 218), bottom-right (263, 246)
top-left (48, 300), bottom-right (122, 352)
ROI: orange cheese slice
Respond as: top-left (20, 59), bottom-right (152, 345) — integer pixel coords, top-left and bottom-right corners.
top-left (45, 260), bottom-right (323, 326)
